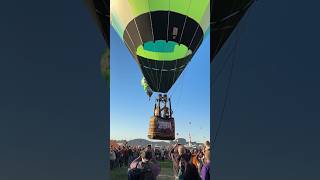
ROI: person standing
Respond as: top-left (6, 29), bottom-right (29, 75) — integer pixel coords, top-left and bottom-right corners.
top-left (128, 150), bottom-right (160, 180)
top-left (201, 150), bottom-right (210, 180)
top-left (170, 144), bottom-right (184, 179)
top-left (110, 148), bottom-right (116, 170)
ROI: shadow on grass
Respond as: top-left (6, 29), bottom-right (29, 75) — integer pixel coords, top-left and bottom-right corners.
top-left (110, 160), bottom-right (173, 180)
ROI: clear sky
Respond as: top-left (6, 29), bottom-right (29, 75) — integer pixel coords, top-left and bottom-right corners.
top-left (110, 28), bottom-right (210, 143)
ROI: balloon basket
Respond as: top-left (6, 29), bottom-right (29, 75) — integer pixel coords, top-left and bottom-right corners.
top-left (148, 116), bottom-right (175, 140)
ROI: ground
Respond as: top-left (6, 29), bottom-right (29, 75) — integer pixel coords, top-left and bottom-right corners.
top-left (111, 160), bottom-right (174, 180)
top-left (157, 160), bottom-right (174, 180)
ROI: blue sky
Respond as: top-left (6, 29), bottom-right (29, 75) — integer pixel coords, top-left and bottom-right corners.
top-left (110, 27), bottom-right (210, 142)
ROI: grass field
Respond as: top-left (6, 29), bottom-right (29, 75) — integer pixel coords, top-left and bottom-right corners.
top-left (111, 160), bottom-right (174, 180)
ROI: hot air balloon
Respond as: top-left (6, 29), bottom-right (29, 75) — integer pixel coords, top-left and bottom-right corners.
top-left (86, 0), bottom-right (109, 46)
top-left (141, 77), bottom-right (153, 99)
top-left (211, 1), bottom-right (256, 150)
top-left (86, 0), bottom-right (110, 84)
top-left (211, 0), bottom-right (255, 62)
top-left (111, 0), bottom-right (210, 140)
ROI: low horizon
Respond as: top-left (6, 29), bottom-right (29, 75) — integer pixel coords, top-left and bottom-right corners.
top-left (110, 137), bottom-right (205, 143)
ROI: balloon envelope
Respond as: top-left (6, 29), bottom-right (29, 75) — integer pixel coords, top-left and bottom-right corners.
top-left (111, 0), bottom-right (210, 93)
top-left (211, 0), bottom-right (254, 62)
top-left (86, 0), bottom-right (110, 84)
top-left (86, 0), bottom-right (110, 47)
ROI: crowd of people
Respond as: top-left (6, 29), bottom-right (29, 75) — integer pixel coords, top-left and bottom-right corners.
top-left (109, 141), bottom-right (211, 180)
top-left (170, 141), bottom-right (211, 180)
top-left (109, 145), bottom-right (170, 170)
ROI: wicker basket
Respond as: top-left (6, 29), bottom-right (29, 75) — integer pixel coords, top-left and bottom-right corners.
top-left (148, 116), bottom-right (175, 140)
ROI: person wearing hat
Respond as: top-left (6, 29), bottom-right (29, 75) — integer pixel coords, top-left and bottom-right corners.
top-left (129, 150), bottom-right (160, 180)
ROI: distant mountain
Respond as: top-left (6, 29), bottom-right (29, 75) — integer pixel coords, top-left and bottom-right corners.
top-left (124, 138), bottom-right (171, 147)
top-left (127, 139), bottom-right (153, 146)
top-left (112, 138), bottom-right (204, 147)
top-left (173, 138), bottom-right (187, 145)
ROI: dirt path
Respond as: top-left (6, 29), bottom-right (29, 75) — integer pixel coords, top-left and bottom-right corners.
top-left (157, 167), bottom-right (174, 180)
top-left (111, 160), bottom-right (174, 180)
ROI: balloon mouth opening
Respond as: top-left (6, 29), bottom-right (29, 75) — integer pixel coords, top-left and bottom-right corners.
top-left (136, 40), bottom-right (192, 61)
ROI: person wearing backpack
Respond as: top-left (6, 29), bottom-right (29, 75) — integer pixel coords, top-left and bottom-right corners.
top-left (128, 150), bottom-right (160, 180)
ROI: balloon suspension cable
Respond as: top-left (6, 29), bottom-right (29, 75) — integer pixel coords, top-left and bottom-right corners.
top-left (154, 93), bottom-right (173, 118)
top-left (212, 1), bottom-right (256, 154)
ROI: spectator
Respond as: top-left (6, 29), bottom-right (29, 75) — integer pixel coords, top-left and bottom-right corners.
top-left (170, 144), bottom-right (185, 179)
top-left (110, 148), bottom-right (116, 170)
top-left (129, 150), bottom-right (160, 180)
top-left (201, 149), bottom-right (210, 180)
